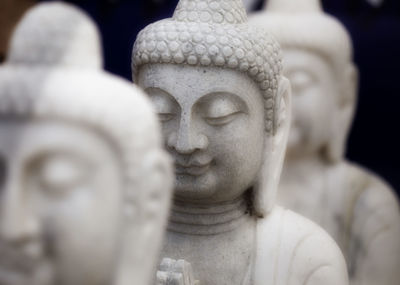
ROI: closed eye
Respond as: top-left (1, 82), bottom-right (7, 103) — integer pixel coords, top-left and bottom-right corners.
top-left (205, 111), bottom-right (242, 126)
top-left (33, 152), bottom-right (92, 197)
top-left (146, 87), bottom-right (180, 123)
top-left (158, 113), bottom-right (175, 122)
top-left (287, 70), bottom-right (315, 95)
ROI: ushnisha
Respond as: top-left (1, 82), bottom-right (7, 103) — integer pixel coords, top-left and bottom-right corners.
top-left (250, 0), bottom-right (400, 284)
top-left (132, 0), bottom-right (349, 284)
top-left (0, 2), bottom-right (173, 285)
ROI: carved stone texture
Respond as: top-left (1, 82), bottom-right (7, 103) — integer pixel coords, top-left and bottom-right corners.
top-left (132, 0), bottom-right (349, 284)
top-left (0, 3), bottom-right (173, 285)
top-left (249, 1), bottom-right (400, 285)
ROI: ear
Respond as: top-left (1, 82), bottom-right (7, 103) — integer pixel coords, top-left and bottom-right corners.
top-left (115, 150), bottom-right (173, 285)
top-left (253, 76), bottom-right (292, 217)
top-left (325, 64), bottom-right (358, 163)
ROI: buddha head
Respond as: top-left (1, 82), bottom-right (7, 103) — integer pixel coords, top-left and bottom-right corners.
top-left (250, 0), bottom-right (358, 163)
top-left (132, 0), bottom-right (291, 216)
top-left (0, 3), bottom-right (172, 285)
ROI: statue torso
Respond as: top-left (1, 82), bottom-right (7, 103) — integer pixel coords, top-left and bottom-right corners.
top-left (162, 215), bottom-right (256, 285)
top-left (253, 206), bottom-right (348, 285)
top-left (162, 207), bottom-right (348, 285)
top-left (278, 161), bottom-right (400, 285)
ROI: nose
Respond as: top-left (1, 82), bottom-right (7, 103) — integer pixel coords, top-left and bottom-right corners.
top-left (0, 171), bottom-right (40, 244)
top-left (167, 114), bottom-right (209, 154)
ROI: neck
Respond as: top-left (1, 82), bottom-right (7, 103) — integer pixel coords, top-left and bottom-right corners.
top-left (168, 195), bottom-right (251, 236)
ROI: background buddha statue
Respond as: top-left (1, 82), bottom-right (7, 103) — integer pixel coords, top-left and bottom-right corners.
top-left (132, 0), bottom-right (348, 284)
top-left (249, 0), bottom-right (400, 284)
top-left (0, 3), bottom-right (173, 285)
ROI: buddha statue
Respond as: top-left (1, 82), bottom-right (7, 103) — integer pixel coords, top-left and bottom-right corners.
top-left (132, 0), bottom-right (349, 284)
top-left (249, 1), bottom-right (400, 284)
top-left (0, 3), bottom-right (173, 285)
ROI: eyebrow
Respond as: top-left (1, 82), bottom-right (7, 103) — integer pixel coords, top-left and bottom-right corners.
top-left (145, 87), bottom-right (180, 108)
top-left (145, 87), bottom-right (172, 98)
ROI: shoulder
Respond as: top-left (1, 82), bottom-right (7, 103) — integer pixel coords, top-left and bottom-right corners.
top-left (255, 207), bottom-right (349, 285)
top-left (343, 162), bottom-right (400, 260)
top-left (343, 161), bottom-right (400, 228)
top-left (344, 161), bottom-right (398, 207)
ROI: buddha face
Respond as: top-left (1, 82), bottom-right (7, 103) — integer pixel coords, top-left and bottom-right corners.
top-left (0, 119), bottom-right (122, 285)
top-left (283, 49), bottom-right (337, 158)
top-left (138, 64), bottom-right (265, 203)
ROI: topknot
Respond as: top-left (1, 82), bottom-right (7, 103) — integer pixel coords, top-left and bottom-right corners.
top-left (265, 0), bottom-right (322, 13)
top-left (250, 0), bottom-right (353, 70)
top-left (7, 2), bottom-right (102, 68)
top-left (132, 0), bottom-right (284, 133)
top-left (173, 0), bottom-right (247, 24)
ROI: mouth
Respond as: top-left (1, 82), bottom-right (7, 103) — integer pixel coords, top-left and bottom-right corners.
top-left (175, 162), bottom-right (211, 176)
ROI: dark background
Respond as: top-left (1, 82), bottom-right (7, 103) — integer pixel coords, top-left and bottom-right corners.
top-left (41, 0), bottom-right (400, 195)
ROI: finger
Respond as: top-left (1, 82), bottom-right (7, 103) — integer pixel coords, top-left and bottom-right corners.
top-left (174, 259), bottom-right (194, 284)
top-left (168, 272), bottom-right (184, 285)
top-left (160, 258), bottom-right (176, 271)
top-left (156, 271), bottom-right (169, 285)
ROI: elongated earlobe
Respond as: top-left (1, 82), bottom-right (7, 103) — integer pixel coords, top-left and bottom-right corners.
top-left (253, 77), bottom-right (292, 217)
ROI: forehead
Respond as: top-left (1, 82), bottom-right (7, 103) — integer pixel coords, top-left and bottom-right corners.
top-left (0, 119), bottom-right (115, 163)
top-left (137, 64), bottom-right (262, 106)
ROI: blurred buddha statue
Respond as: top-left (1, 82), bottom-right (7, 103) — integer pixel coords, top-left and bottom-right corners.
top-left (132, 0), bottom-right (348, 284)
top-left (250, 0), bottom-right (400, 284)
top-left (0, 3), bottom-right (173, 285)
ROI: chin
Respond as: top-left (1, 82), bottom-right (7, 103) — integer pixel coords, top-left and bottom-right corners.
top-left (174, 172), bottom-right (217, 201)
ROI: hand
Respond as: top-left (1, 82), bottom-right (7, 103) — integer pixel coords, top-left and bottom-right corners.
top-left (156, 258), bottom-right (199, 285)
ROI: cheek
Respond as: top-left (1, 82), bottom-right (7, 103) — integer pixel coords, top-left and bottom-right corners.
top-left (209, 116), bottom-right (264, 172)
top-left (293, 88), bottom-right (329, 128)
top-left (44, 189), bottom-right (119, 249)
top-left (39, 176), bottom-right (121, 281)
top-left (42, 195), bottom-right (120, 283)
top-left (292, 88), bottom-right (336, 147)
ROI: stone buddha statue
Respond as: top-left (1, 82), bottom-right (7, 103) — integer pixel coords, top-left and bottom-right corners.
top-left (0, 3), bottom-right (173, 285)
top-left (249, 1), bottom-right (400, 284)
top-left (132, 0), bottom-right (348, 284)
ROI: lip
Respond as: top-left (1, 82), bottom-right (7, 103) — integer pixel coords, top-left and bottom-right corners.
top-left (175, 162), bottom-right (211, 176)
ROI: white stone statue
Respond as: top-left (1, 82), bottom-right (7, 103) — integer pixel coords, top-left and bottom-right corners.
top-left (249, 1), bottom-right (400, 285)
top-left (0, 3), bottom-right (173, 285)
top-left (132, 0), bottom-right (349, 284)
